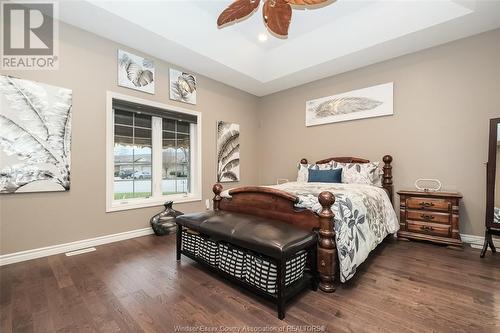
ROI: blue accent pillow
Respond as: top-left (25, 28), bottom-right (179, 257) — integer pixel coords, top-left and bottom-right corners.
top-left (308, 168), bottom-right (342, 183)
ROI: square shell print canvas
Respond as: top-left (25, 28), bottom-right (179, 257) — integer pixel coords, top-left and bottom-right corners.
top-left (170, 69), bottom-right (197, 105)
top-left (118, 49), bottom-right (155, 94)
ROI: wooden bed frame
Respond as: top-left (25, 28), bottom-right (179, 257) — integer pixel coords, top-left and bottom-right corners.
top-left (212, 155), bottom-right (393, 293)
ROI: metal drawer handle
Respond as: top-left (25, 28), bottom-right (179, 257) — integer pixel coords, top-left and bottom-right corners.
top-left (419, 202), bottom-right (434, 208)
top-left (420, 225), bottom-right (434, 231)
top-left (421, 214), bottom-right (435, 220)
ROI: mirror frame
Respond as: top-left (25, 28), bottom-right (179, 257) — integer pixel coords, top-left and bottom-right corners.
top-left (486, 117), bottom-right (500, 228)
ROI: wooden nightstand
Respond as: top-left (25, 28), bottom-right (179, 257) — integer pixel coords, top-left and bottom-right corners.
top-left (397, 190), bottom-right (462, 247)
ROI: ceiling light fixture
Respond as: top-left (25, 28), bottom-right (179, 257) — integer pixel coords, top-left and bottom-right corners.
top-left (217, 0), bottom-right (335, 38)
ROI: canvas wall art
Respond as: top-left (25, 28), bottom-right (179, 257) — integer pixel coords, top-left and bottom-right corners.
top-left (216, 121), bottom-right (240, 183)
top-left (0, 75), bottom-right (73, 193)
top-left (306, 82), bottom-right (394, 127)
top-left (118, 49), bottom-right (155, 94)
top-left (170, 69), bottom-right (197, 105)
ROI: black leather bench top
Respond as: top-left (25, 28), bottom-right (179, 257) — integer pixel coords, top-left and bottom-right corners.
top-left (175, 211), bottom-right (316, 259)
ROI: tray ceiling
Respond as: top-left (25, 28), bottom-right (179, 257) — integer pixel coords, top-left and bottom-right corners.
top-left (56, 0), bottom-right (500, 96)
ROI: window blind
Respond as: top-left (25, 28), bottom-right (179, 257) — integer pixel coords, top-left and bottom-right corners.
top-left (112, 99), bottom-right (197, 124)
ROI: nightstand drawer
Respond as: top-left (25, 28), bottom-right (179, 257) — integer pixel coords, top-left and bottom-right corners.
top-left (406, 197), bottom-right (451, 212)
top-left (406, 210), bottom-right (451, 224)
top-left (407, 221), bottom-right (450, 238)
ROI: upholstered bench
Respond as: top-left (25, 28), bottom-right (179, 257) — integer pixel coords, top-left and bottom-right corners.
top-left (175, 211), bottom-right (318, 319)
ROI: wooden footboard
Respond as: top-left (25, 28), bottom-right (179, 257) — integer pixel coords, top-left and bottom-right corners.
top-left (212, 184), bottom-right (338, 292)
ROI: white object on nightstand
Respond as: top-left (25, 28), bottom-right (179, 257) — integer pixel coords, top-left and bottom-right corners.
top-left (414, 178), bottom-right (442, 192)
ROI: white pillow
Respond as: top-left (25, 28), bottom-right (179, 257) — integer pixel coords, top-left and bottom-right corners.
top-left (296, 164), bottom-right (310, 182)
top-left (331, 161), bottom-right (383, 186)
top-left (296, 162), bottom-right (333, 182)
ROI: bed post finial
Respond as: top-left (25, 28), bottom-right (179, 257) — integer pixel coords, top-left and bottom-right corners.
top-left (317, 191), bottom-right (336, 293)
top-left (382, 155), bottom-right (393, 203)
top-left (300, 158), bottom-right (308, 165)
top-left (213, 183), bottom-right (223, 211)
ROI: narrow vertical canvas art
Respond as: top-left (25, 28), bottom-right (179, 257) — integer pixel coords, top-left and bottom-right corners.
top-left (216, 121), bottom-right (240, 183)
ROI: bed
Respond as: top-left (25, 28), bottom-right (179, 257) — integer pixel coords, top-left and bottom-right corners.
top-left (212, 155), bottom-right (398, 293)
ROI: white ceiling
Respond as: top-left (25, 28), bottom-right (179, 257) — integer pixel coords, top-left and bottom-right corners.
top-left (56, 0), bottom-right (500, 96)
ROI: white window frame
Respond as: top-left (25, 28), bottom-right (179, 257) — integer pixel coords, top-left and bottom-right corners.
top-left (106, 91), bottom-right (202, 212)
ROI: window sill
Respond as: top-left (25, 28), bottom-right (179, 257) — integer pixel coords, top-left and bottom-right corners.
top-left (107, 194), bottom-right (201, 213)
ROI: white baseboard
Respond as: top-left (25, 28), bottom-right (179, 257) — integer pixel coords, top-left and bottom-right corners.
top-left (0, 229), bottom-right (496, 266)
top-left (0, 227), bottom-right (154, 266)
top-left (460, 233), bottom-right (500, 250)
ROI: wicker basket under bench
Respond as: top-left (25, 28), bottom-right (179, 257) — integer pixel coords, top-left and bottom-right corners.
top-left (175, 213), bottom-right (318, 320)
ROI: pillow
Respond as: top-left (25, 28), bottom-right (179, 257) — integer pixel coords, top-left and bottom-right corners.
top-left (308, 168), bottom-right (342, 183)
top-left (340, 162), bottom-right (383, 186)
top-left (296, 162), bottom-right (332, 182)
top-left (370, 163), bottom-right (384, 186)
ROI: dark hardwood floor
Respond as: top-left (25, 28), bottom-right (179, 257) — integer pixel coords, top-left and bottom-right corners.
top-left (1, 235), bottom-right (499, 333)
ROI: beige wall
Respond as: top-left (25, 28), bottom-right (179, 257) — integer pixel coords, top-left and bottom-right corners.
top-left (2, 25), bottom-right (499, 255)
top-left (257, 29), bottom-right (500, 236)
top-left (0, 23), bottom-right (260, 254)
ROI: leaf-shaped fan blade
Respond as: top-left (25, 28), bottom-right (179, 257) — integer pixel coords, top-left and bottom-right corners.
top-left (286, 0), bottom-right (330, 5)
top-left (263, 0), bottom-right (292, 37)
top-left (217, 0), bottom-right (261, 27)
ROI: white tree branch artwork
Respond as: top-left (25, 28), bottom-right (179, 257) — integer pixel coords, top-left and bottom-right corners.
top-left (0, 75), bottom-right (73, 193)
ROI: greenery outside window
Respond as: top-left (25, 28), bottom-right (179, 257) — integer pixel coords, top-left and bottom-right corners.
top-left (106, 92), bottom-right (201, 212)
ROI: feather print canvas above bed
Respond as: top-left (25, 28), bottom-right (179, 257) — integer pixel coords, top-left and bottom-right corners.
top-left (306, 82), bottom-right (393, 126)
top-left (0, 75), bottom-right (72, 194)
top-left (118, 50), bottom-right (155, 94)
top-left (217, 121), bottom-right (240, 183)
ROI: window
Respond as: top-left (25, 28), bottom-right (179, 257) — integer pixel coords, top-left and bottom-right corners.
top-left (107, 92), bottom-right (201, 212)
top-left (114, 111), bottom-right (152, 200)
top-left (162, 118), bottom-right (190, 195)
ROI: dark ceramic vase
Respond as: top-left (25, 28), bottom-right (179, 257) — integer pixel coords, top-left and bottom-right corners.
top-left (150, 201), bottom-right (183, 236)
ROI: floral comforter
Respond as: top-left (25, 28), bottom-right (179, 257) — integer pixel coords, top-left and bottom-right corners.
top-left (495, 207), bottom-right (500, 224)
top-left (222, 182), bottom-right (399, 282)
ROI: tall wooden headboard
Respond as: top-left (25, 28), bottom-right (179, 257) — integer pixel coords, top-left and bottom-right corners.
top-left (299, 155), bottom-right (394, 204)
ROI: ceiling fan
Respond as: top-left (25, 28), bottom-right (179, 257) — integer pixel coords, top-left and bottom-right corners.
top-left (217, 0), bottom-right (333, 38)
